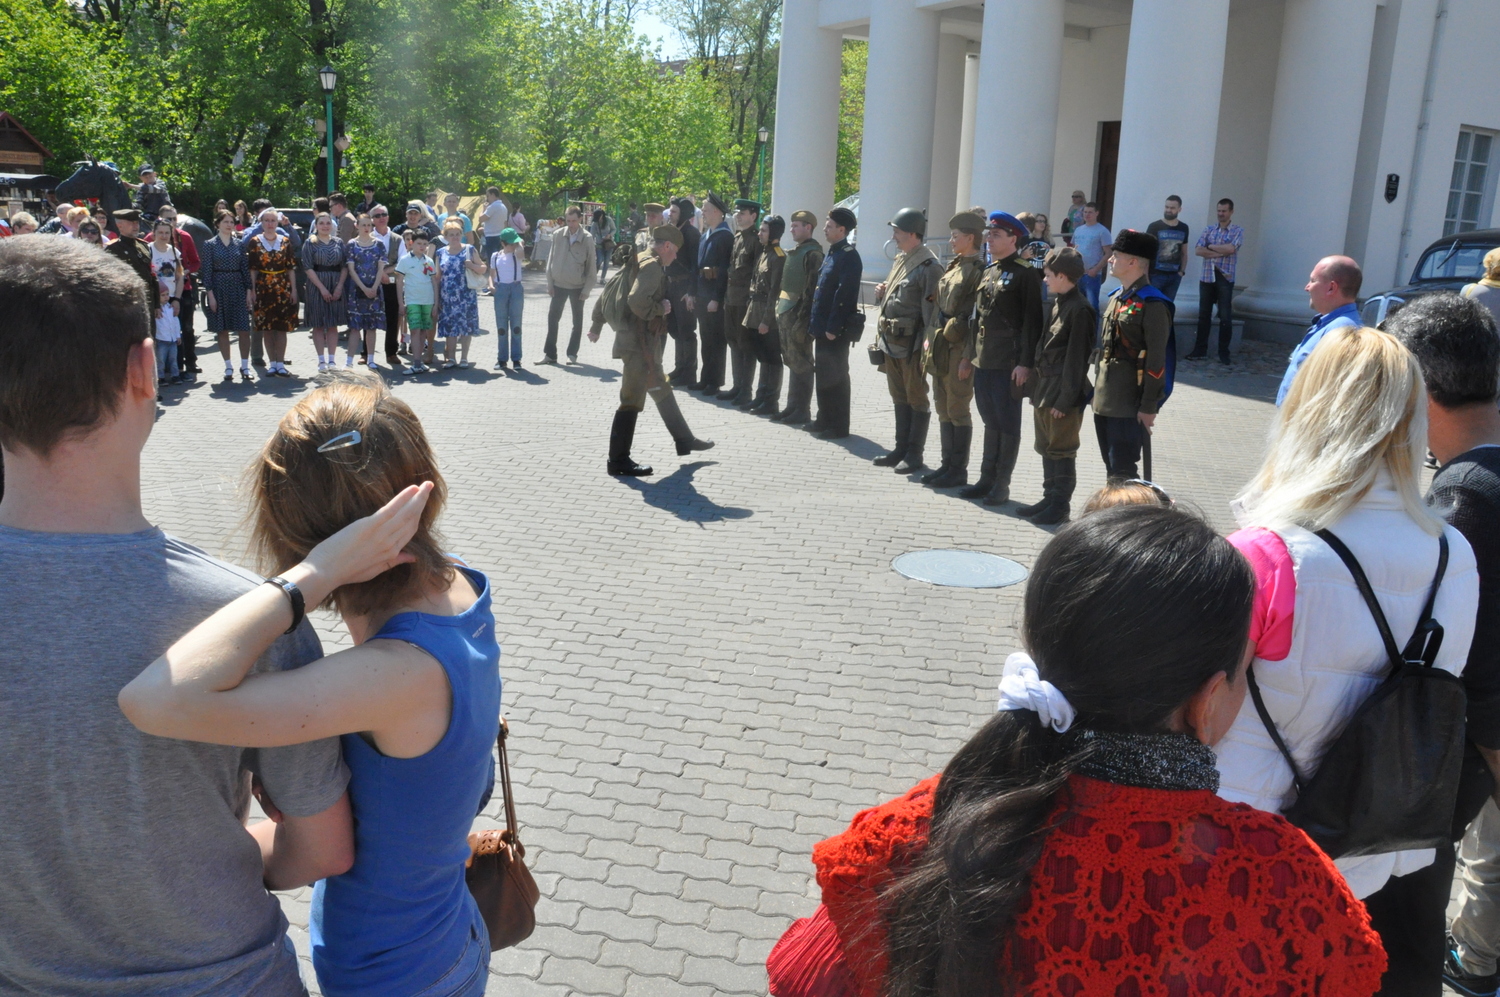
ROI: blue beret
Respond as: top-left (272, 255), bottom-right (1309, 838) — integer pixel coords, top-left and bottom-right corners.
top-left (986, 212), bottom-right (1029, 239)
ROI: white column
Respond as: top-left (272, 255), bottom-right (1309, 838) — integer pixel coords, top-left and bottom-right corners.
top-left (769, 0), bottom-right (843, 228)
top-left (956, 51), bottom-right (980, 210)
top-left (927, 33), bottom-right (968, 221)
top-left (1241, 0), bottom-right (1380, 331)
top-left (968, 0), bottom-right (1065, 215)
top-left (1111, 0), bottom-right (1229, 235)
top-left (857, 0), bottom-right (940, 272)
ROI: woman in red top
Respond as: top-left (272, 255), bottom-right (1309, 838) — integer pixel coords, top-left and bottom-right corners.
top-left (768, 505), bottom-right (1386, 997)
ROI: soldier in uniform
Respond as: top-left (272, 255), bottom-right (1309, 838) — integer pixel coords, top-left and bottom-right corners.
top-left (772, 211), bottom-right (824, 424)
top-left (1092, 229), bottom-right (1173, 481)
top-left (721, 198), bottom-right (764, 407)
top-left (634, 202), bottom-right (666, 252)
top-left (588, 225), bottom-right (714, 476)
top-left (1015, 247), bottom-right (1096, 524)
top-left (666, 199), bottom-right (700, 385)
top-left (104, 209), bottom-right (160, 319)
top-left (921, 211), bottom-right (987, 488)
top-left (959, 211), bottom-right (1044, 506)
top-left (871, 208), bottom-right (941, 474)
top-left (742, 214), bottom-right (787, 415)
top-left (806, 207), bottom-right (862, 439)
top-left (691, 193), bottom-right (734, 395)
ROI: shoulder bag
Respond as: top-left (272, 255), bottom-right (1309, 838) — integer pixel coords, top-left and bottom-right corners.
top-left (1246, 529), bottom-right (1466, 858)
top-left (465, 717), bottom-right (541, 949)
top-left (464, 246), bottom-right (489, 292)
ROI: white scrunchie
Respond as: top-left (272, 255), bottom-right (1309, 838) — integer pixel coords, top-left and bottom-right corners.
top-left (996, 652), bottom-right (1076, 733)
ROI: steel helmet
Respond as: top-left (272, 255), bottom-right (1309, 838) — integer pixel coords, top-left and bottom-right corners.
top-left (888, 207), bottom-right (927, 237)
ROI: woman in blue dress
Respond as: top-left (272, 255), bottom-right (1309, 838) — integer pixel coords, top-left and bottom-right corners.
top-left (201, 209), bottom-right (254, 382)
top-left (344, 213), bottom-right (389, 371)
top-left (436, 220), bottom-right (485, 369)
top-left (120, 372), bottom-right (501, 997)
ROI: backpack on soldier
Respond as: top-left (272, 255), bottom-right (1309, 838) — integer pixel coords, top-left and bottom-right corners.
top-left (597, 245), bottom-right (644, 334)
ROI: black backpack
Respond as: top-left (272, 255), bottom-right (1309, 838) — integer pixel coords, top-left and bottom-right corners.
top-left (1246, 529), bottom-right (1465, 859)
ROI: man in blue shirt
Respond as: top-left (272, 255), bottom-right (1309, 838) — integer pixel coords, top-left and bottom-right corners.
top-left (807, 207), bottom-right (863, 439)
top-left (1276, 255), bottom-right (1363, 405)
top-left (1070, 202), bottom-right (1111, 314)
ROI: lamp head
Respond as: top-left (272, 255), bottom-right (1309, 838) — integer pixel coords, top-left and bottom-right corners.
top-left (318, 65), bottom-right (338, 93)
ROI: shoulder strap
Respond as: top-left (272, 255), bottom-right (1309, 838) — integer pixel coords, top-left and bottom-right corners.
top-left (1246, 665), bottom-right (1306, 795)
top-left (495, 717), bottom-right (521, 848)
top-left (1314, 528), bottom-right (1447, 673)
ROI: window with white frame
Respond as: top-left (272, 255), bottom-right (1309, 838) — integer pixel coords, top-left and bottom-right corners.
top-left (1445, 127), bottom-right (1497, 236)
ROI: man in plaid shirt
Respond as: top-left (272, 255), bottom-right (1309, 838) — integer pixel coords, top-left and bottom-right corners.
top-left (1189, 198), bottom-right (1243, 363)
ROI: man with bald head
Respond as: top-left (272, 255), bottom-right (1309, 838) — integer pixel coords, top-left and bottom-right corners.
top-left (1276, 255), bottom-right (1363, 405)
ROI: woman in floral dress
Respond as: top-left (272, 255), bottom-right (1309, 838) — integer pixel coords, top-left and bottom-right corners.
top-left (344, 212), bottom-right (389, 370)
top-left (246, 207), bottom-right (299, 377)
top-left (435, 220), bottom-right (485, 368)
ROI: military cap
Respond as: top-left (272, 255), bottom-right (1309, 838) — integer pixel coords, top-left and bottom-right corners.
top-left (947, 211), bottom-right (984, 235)
top-left (734, 198), bottom-right (762, 214)
top-left (652, 224), bottom-right (684, 248)
top-left (642, 202), bottom-right (666, 213)
top-left (112, 208), bottom-right (142, 222)
top-left (499, 227), bottom-right (520, 244)
top-left (985, 211), bottom-right (1028, 240)
top-left (1042, 246), bottom-right (1085, 281)
top-left (138, 164), bottom-right (156, 175)
top-left (828, 206), bottom-right (857, 231)
top-left (705, 191), bottom-right (729, 214)
top-left (790, 209), bottom-right (818, 226)
top-left (1111, 228), bottom-right (1159, 261)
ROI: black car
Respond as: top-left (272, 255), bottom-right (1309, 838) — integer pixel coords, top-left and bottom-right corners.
top-left (1362, 228), bottom-right (1500, 326)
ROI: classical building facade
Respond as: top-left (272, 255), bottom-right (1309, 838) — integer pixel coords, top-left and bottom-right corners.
top-left (770, 0), bottom-right (1500, 339)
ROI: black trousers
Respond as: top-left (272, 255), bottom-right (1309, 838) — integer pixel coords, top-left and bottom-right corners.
top-left (751, 323), bottom-right (782, 366)
top-left (1094, 414), bottom-right (1144, 479)
top-left (1194, 274), bottom-right (1234, 358)
top-left (178, 287), bottom-right (198, 372)
top-left (382, 282), bottom-right (401, 361)
top-left (813, 335), bottom-right (851, 434)
top-left (698, 303), bottom-right (727, 388)
top-left (1364, 844), bottom-right (1454, 997)
top-left (972, 367), bottom-right (1021, 436)
top-left (545, 286), bottom-right (584, 360)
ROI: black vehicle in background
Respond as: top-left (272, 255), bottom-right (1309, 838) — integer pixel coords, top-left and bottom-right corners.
top-left (1363, 228), bottom-right (1500, 326)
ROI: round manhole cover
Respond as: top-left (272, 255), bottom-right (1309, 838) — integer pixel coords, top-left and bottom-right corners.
top-left (892, 549), bottom-right (1028, 588)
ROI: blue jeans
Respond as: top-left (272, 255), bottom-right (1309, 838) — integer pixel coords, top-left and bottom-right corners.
top-left (155, 340), bottom-right (178, 380)
top-left (493, 282), bottom-right (523, 362)
top-left (1148, 271), bottom-right (1182, 302)
top-left (1079, 273), bottom-right (1101, 314)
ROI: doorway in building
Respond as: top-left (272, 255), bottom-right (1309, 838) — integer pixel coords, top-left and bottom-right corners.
top-left (1094, 121), bottom-right (1121, 229)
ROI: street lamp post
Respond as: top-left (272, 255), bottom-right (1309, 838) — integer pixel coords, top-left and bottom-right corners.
top-left (318, 65), bottom-right (338, 195)
top-left (756, 126), bottom-right (769, 207)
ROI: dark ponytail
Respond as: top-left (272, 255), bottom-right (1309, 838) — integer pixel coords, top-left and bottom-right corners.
top-left (883, 505), bottom-right (1254, 997)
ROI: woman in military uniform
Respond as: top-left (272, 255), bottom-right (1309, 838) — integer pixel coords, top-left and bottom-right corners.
top-left (743, 215), bottom-right (787, 415)
top-left (1014, 247), bottom-right (1095, 524)
top-left (921, 211), bottom-right (987, 488)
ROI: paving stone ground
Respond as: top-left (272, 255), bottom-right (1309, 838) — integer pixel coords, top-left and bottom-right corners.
top-left (142, 271), bottom-right (1298, 995)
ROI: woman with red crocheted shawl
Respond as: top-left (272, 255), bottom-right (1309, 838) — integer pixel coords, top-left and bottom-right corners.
top-left (768, 507), bottom-right (1386, 997)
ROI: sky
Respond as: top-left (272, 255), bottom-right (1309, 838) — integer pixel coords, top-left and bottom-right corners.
top-left (630, 9), bottom-right (688, 59)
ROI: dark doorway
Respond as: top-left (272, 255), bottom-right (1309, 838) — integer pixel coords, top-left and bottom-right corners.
top-left (1094, 121), bottom-right (1121, 229)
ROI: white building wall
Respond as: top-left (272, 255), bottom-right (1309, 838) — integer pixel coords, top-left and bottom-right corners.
top-left (1047, 24), bottom-right (1128, 227)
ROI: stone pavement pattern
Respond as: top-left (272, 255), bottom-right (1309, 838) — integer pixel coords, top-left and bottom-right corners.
top-left (141, 271), bottom-right (1287, 995)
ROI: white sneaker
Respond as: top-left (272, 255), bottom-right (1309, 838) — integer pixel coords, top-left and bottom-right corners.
top-left (442, 360), bottom-right (457, 369)
top-left (317, 361), bottom-right (327, 372)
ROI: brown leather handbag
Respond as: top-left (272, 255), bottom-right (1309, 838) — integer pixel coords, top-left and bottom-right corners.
top-left (465, 718), bottom-right (540, 950)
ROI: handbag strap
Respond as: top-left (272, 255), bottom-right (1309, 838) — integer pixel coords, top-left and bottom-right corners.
top-left (495, 717), bottom-right (521, 845)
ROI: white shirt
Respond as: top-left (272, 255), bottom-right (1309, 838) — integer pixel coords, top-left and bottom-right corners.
top-left (490, 250), bottom-right (523, 284)
top-left (481, 200), bottom-right (510, 238)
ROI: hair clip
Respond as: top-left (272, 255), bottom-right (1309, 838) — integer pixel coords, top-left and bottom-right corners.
top-left (1123, 478), bottom-right (1173, 506)
top-left (317, 429), bottom-right (362, 453)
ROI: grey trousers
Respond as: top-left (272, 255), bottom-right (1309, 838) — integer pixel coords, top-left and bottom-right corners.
top-left (1454, 799), bottom-right (1500, 974)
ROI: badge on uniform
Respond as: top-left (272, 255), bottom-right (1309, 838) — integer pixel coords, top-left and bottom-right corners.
top-left (998, 270), bottom-right (1015, 289)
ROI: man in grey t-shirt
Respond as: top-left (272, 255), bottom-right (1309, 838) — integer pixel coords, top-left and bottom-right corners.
top-left (0, 237), bottom-right (353, 996)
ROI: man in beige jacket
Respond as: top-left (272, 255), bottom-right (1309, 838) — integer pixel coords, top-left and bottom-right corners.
top-left (544, 205), bottom-right (596, 363)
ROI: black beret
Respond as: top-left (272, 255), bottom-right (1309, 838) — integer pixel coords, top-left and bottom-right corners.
top-left (1111, 229), bottom-right (1159, 261)
top-left (828, 207), bottom-right (857, 231)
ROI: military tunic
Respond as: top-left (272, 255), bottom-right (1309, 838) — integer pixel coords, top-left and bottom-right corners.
top-left (744, 243), bottom-right (786, 339)
top-left (105, 234), bottom-right (161, 316)
top-left (927, 253), bottom-right (984, 427)
top-left (775, 239), bottom-right (823, 375)
top-left (875, 245), bottom-right (941, 411)
top-left (1032, 286), bottom-right (1096, 459)
top-left (1092, 276), bottom-right (1171, 419)
top-left (972, 253), bottom-right (1044, 371)
top-left (614, 249), bottom-right (671, 412)
top-left (724, 226), bottom-right (762, 351)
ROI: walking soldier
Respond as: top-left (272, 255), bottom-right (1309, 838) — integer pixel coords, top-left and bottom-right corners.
top-left (921, 211), bottom-right (987, 488)
top-left (742, 214), bottom-right (787, 415)
top-left (771, 211), bottom-right (824, 424)
top-left (721, 198), bottom-right (764, 406)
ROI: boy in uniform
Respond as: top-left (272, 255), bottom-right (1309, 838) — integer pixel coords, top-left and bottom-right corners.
top-left (1092, 229), bottom-right (1174, 480)
top-left (772, 211), bottom-right (824, 424)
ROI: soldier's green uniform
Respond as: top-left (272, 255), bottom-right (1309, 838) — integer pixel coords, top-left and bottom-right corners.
top-left (600, 226), bottom-right (714, 477)
top-left (872, 243), bottom-right (941, 472)
top-left (721, 201), bottom-right (763, 406)
top-left (104, 210), bottom-right (160, 317)
top-left (773, 212), bottom-right (824, 424)
top-left (961, 212), bottom-right (1045, 505)
top-left (1092, 273), bottom-right (1171, 480)
top-left (921, 219), bottom-right (985, 487)
top-left (742, 228), bottom-right (786, 415)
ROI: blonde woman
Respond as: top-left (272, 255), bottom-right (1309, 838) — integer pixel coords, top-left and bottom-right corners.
top-left (1461, 246), bottom-right (1500, 326)
top-left (1218, 324), bottom-right (1479, 991)
top-left (435, 219), bottom-right (484, 368)
top-left (302, 212), bottom-right (348, 372)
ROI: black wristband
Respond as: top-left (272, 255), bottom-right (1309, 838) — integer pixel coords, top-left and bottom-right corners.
top-left (265, 576), bottom-right (305, 634)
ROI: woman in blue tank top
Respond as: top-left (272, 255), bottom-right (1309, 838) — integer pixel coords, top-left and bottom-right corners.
top-left (120, 372), bottom-right (502, 997)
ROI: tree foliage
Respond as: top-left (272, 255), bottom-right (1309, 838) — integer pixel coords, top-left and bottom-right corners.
top-left (835, 39), bottom-right (865, 202)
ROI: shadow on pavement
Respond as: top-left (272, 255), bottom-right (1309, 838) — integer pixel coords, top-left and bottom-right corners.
top-left (504, 367), bottom-right (550, 385)
top-left (557, 362), bottom-right (619, 384)
top-left (616, 461), bottom-right (753, 526)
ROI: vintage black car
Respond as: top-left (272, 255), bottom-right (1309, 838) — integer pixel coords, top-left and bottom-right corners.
top-left (1362, 228), bottom-right (1500, 326)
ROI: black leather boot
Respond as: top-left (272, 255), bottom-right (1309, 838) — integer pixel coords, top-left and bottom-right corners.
top-left (718, 348), bottom-right (749, 402)
top-left (1015, 458), bottom-right (1054, 517)
top-left (874, 405), bottom-right (912, 466)
top-left (749, 364), bottom-right (782, 414)
top-left (606, 410), bottom-right (653, 476)
top-left (959, 427), bottom-right (1000, 498)
top-left (931, 424), bottom-right (971, 488)
top-left (1030, 457), bottom-right (1076, 525)
top-left (920, 422), bottom-right (953, 483)
top-left (816, 381), bottom-right (850, 439)
top-left (651, 388), bottom-right (716, 456)
top-left (983, 433), bottom-right (1021, 506)
top-left (777, 371), bottom-right (813, 424)
top-left (895, 409), bottom-right (930, 473)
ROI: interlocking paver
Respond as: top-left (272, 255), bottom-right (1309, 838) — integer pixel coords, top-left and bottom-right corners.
top-left (140, 270), bottom-right (1281, 994)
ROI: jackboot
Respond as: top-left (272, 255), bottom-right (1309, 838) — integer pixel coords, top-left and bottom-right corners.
top-left (736, 354), bottom-right (760, 409)
top-left (931, 424), bottom-right (971, 488)
top-left (1030, 457), bottom-right (1076, 525)
top-left (718, 348), bottom-right (750, 402)
top-left (982, 433), bottom-right (1022, 506)
top-left (1015, 458), bottom-right (1054, 517)
top-left (920, 423), bottom-right (953, 483)
top-left (749, 364), bottom-right (782, 414)
top-left (776, 370), bottom-right (814, 424)
top-left (895, 409), bottom-right (930, 473)
top-left (606, 409), bottom-right (652, 476)
top-left (815, 381), bottom-right (850, 439)
top-left (651, 388), bottom-right (716, 456)
top-left (873, 404), bottom-right (912, 466)
top-left (959, 427), bottom-right (1000, 498)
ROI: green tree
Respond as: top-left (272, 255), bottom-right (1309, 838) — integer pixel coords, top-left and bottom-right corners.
top-left (834, 38), bottom-right (864, 201)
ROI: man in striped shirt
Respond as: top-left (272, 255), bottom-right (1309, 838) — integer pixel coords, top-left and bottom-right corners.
top-left (1189, 198), bottom-right (1244, 363)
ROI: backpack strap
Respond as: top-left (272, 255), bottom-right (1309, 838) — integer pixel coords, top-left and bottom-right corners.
top-left (1246, 665), bottom-right (1306, 795)
top-left (1314, 528), bottom-right (1448, 673)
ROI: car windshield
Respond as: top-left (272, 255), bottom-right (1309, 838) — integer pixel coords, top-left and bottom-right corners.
top-left (1414, 241), bottom-right (1498, 281)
